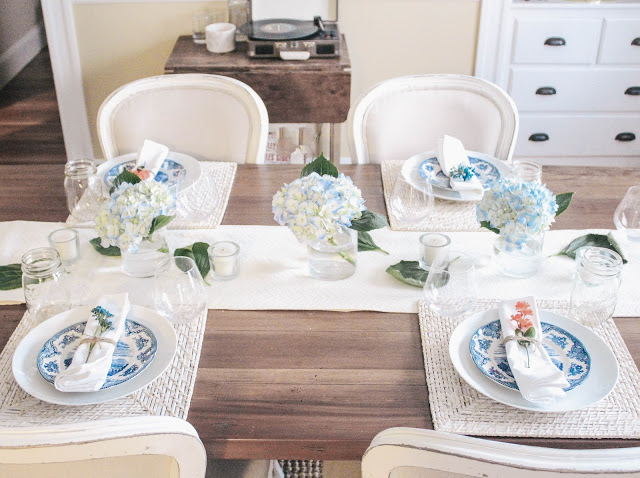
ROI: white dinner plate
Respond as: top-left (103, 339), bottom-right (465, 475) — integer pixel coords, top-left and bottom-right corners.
top-left (97, 152), bottom-right (202, 193)
top-left (449, 308), bottom-right (618, 412)
top-left (12, 305), bottom-right (177, 406)
top-left (401, 150), bottom-right (510, 202)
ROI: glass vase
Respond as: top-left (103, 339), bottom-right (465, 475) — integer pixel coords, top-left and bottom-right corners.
top-left (493, 234), bottom-right (544, 279)
top-left (121, 231), bottom-right (170, 278)
top-left (307, 226), bottom-right (357, 281)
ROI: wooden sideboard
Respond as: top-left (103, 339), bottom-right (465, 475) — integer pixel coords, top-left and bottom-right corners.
top-left (164, 35), bottom-right (352, 162)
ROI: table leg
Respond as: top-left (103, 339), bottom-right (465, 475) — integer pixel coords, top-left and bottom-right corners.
top-left (329, 123), bottom-right (341, 164)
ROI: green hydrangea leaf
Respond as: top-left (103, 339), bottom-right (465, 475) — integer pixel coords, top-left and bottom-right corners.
top-left (90, 237), bottom-right (121, 256)
top-left (557, 233), bottom-right (627, 264)
top-left (301, 153), bottom-right (339, 178)
top-left (109, 169), bottom-right (141, 194)
top-left (175, 241), bottom-right (211, 285)
top-left (386, 261), bottom-right (428, 288)
top-left (350, 210), bottom-right (388, 232)
top-left (357, 231), bottom-right (389, 254)
top-left (149, 215), bottom-right (175, 236)
top-left (480, 220), bottom-right (500, 234)
top-left (0, 264), bottom-right (22, 291)
top-left (555, 192), bottom-right (574, 217)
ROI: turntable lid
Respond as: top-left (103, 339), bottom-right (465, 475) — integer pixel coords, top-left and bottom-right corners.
top-left (251, 0), bottom-right (337, 22)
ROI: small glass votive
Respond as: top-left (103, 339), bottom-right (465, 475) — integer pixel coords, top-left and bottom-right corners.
top-left (208, 241), bottom-right (240, 280)
top-left (419, 233), bottom-right (451, 269)
top-left (48, 228), bottom-right (80, 265)
top-left (511, 159), bottom-right (542, 184)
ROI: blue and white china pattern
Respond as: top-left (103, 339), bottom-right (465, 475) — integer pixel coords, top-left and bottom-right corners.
top-left (469, 319), bottom-right (591, 392)
top-left (37, 319), bottom-right (157, 390)
top-left (104, 158), bottom-right (186, 189)
top-left (418, 156), bottom-right (501, 191)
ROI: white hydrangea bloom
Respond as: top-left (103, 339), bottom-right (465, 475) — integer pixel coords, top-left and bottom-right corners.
top-left (272, 172), bottom-right (366, 242)
top-left (476, 178), bottom-right (558, 251)
top-left (95, 180), bottom-right (176, 252)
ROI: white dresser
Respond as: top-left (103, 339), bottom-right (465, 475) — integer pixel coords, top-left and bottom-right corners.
top-left (476, 0), bottom-right (640, 166)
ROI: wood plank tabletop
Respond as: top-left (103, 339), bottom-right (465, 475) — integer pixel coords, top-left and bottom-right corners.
top-left (1, 163), bottom-right (640, 459)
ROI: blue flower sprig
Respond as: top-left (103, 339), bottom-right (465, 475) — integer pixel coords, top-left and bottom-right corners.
top-left (450, 164), bottom-right (476, 182)
top-left (86, 306), bottom-right (114, 362)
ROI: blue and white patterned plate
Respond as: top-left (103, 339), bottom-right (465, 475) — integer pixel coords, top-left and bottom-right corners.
top-left (37, 319), bottom-right (157, 390)
top-left (469, 319), bottom-right (591, 392)
top-left (418, 156), bottom-right (501, 190)
top-left (97, 152), bottom-right (201, 193)
top-left (401, 150), bottom-right (511, 203)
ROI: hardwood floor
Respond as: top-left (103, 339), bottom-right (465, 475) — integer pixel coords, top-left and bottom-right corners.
top-left (0, 48), bottom-right (66, 165)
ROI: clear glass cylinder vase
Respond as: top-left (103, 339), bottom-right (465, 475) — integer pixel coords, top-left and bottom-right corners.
top-left (493, 234), bottom-right (544, 279)
top-left (121, 231), bottom-right (170, 278)
top-left (307, 226), bottom-right (357, 281)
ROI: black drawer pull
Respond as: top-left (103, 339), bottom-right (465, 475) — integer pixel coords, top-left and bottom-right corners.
top-left (632, 37), bottom-right (640, 46)
top-left (536, 87), bottom-right (557, 95)
top-left (616, 132), bottom-right (636, 142)
top-left (544, 37), bottom-right (566, 46)
top-left (529, 133), bottom-right (550, 142)
top-left (625, 87), bottom-right (640, 96)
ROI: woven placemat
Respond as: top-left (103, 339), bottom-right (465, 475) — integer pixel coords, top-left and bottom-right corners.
top-left (419, 298), bottom-right (640, 438)
top-left (66, 161), bottom-right (237, 230)
top-left (0, 308), bottom-right (206, 425)
top-left (381, 160), bottom-right (482, 232)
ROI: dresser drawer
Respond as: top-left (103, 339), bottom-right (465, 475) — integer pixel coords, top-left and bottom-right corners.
top-left (512, 18), bottom-right (602, 64)
top-left (509, 68), bottom-right (640, 112)
top-left (599, 19), bottom-right (640, 64)
top-left (516, 115), bottom-right (640, 157)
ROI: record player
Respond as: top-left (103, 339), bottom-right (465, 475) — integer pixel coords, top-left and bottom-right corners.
top-left (241, 0), bottom-right (341, 60)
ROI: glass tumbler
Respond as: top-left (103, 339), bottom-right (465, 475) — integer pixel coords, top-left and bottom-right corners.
top-left (570, 247), bottom-right (622, 326)
top-left (192, 10), bottom-right (213, 44)
top-left (388, 172), bottom-right (434, 226)
top-left (64, 159), bottom-right (101, 222)
top-left (153, 256), bottom-right (207, 325)
top-left (21, 247), bottom-right (70, 323)
top-left (614, 185), bottom-right (640, 242)
top-left (423, 252), bottom-right (478, 318)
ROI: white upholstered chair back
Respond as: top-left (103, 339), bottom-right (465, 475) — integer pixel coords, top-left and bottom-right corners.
top-left (348, 75), bottom-right (518, 164)
top-left (97, 74), bottom-right (269, 163)
top-left (0, 416), bottom-right (206, 478)
top-left (361, 428), bottom-right (640, 478)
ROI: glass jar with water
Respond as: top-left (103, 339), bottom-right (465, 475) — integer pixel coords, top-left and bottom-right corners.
top-left (21, 247), bottom-right (70, 323)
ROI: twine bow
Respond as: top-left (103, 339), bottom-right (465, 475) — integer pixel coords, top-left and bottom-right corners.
top-left (77, 335), bottom-right (117, 348)
top-left (503, 335), bottom-right (540, 347)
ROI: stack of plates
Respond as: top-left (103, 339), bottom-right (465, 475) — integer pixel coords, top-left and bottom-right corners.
top-left (401, 150), bottom-right (510, 202)
top-left (12, 305), bottom-right (177, 406)
top-left (449, 309), bottom-right (618, 412)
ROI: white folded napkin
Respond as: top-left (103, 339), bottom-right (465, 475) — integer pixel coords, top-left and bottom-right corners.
top-left (498, 296), bottom-right (569, 404)
top-left (135, 140), bottom-right (169, 178)
top-left (436, 135), bottom-right (483, 193)
top-left (54, 293), bottom-right (130, 393)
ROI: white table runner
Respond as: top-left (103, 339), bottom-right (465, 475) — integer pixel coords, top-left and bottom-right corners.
top-left (381, 160), bottom-right (483, 232)
top-left (66, 161), bottom-right (236, 230)
top-left (0, 308), bottom-right (206, 425)
top-left (1, 221), bottom-right (639, 316)
top-left (420, 298), bottom-right (640, 438)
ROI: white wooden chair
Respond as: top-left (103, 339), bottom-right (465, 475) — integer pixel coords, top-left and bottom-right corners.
top-left (0, 416), bottom-right (206, 478)
top-left (361, 427), bottom-right (640, 477)
top-left (97, 74), bottom-right (269, 163)
top-left (347, 74), bottom-right (518, 164)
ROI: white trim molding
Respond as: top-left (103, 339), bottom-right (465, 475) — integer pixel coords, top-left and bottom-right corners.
top-left (474, 0), bottom-right (508, 83)
top-left (0, 22), bottom-right (47, 90)
top-left (41, 0), bottom-right (94, 161)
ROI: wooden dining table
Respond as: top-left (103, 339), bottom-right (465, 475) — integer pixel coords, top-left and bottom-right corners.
top-left (1, 163), bottom-right (640, 460)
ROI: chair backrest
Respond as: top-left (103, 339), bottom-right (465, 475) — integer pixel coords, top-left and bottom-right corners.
top-left (97, 73), bottom-right (269, 163)
top-left (362, 428), bottom-right (640, 478)
top-left (348, 74), bottom-right (518, 164)
top-left (0, 416), bottom-right (206, 478)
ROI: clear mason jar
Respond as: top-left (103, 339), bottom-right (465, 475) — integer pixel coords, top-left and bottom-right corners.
top-left (64, 159), bottom-right (101, 221)
top-left (570, 247), bottom-right (622, 326)
top-left (511, 159), bottom-right (542, 184)
top-left (228, 0), bottom-right (250, 41)
top-left (21, 247), bottom-right (70, 323)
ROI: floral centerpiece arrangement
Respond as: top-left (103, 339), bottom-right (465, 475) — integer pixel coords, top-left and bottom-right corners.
top-left (93, 170), bottom-right (175, 277)
top-left (476, 177), bottom-right (572, 278)
top-left (272, 154), bottom-right (388, 280)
